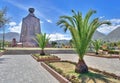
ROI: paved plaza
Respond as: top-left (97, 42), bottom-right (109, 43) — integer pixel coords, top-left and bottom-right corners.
top-left (0, 54), bottom-right (120, 83)
top-left (54, 54), bottom-right (120, 76)
top-left (0, 55), bottom-right (59, 83)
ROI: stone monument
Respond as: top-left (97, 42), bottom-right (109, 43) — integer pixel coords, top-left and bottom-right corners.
top-left (20, 8), bottom-right (41, 47)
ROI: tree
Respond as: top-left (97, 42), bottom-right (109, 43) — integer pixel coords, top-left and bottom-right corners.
top-left (92, 39), bottom-right (103, 55)
top-left (35, 33), bottom-right (50, 55)
top-left (51, 41), bottom-right (57, 47)
top-left (0, 7), bottom-right (9, 28)
top-left (57, 9), bottom-right (111, 73)
top-left (0, 7), bottom-right (9, 49)
top-left (69, 39), bottom-right (73, 47)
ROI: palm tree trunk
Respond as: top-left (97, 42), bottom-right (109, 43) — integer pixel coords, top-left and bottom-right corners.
top-left (40, 49), bottom-right (45, 55)
top-left (75, 59), bottom-right (88, 73)
top-left (96, 52), bottom-right (99, 55)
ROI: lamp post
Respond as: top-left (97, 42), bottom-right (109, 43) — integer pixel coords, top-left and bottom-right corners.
top-left (2, 26), bottom-right (5, 49)
top-left (0, 26), bottom-right (2, 49)
top-left (0, 25), bottom-right (5, 50)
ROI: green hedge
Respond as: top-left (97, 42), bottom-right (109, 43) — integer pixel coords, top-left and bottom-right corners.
top-left (108, 50), bottom-right (120, 54)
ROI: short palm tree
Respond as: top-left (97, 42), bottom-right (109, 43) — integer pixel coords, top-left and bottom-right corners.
top-left (92, 39), bottom-right (103, 55)
top-left (57, 9), bottom-right (111, 73)
top-left (35, 33), bottom-right (50, 55)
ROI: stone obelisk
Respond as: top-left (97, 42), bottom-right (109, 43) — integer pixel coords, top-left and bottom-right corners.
top-left (20, 8), bottom-right (41, 47)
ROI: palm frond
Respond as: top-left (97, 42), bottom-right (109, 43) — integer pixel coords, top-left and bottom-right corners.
top-left (35, 33), bottom-right (50, 50)
top-left (57, 9), bottom-right (111, 60)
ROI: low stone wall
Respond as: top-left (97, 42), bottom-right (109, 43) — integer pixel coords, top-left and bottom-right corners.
top-left (41, 62), bottom-right (71, 83)
top-left (0, 52), bottom-right (4, 56)
top-left (4, 49), bottom-right (76, 55)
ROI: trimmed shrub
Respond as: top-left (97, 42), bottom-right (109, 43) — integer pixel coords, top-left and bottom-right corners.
top-left (108, 50), bottom-right (120, 54)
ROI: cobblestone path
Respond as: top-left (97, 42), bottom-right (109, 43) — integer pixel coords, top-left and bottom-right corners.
top-left (0, 55), bottom-right (59, 83)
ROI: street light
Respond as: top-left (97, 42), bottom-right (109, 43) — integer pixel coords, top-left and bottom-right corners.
top-left (2, 26), bottom-right (5, 49)
top-left (0, 25), bottom-right (5, 50)
top-left (0, 7), bottom-right (9, 49)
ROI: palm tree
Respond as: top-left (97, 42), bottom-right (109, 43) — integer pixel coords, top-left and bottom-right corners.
top-left (92, 39), bottom-right (103, 55)
top-left (57, 9), bottom-right (111, 73)
top-left (35, 33), bottom-right (50, 55)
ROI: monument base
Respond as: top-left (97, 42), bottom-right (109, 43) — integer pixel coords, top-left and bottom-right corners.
top-left (22, 42), bottom-right (38, 47)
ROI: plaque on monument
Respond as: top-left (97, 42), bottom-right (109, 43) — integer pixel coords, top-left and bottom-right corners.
top-left (20, 8), bottom-right (41, 47)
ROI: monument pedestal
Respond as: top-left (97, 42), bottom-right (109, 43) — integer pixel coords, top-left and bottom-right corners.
top-left (22, 42), bottom-right (38, 47)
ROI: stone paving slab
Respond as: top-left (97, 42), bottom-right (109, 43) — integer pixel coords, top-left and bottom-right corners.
top-left (54, 54), bottom-right (120, 76)
top-left (0, 55), bottom-right (59, 83)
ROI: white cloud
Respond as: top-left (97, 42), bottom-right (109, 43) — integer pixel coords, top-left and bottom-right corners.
top-left (97, 18), bottom-right (120, 35)
top-left (46, 19), bottom-right (53, 23)
top-left (99, 16), bottom-right (105, 19)
top-left (9, 22), bottom-right (17, 26)
top-left (47, 33), bottom-right (71, 41)
top-left (40, 20), bottom-right (44, 24)
top-left (109, 19), bottom-right (120, 24)
top-left (8, 21), bottom-right (22, 33)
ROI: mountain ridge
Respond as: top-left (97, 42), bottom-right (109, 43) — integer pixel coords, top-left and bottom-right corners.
top-left (0, 32), bottom-right (20, 41)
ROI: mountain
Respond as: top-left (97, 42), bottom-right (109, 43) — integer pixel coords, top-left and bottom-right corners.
top-left (92, 30), bottom-right (106, 40)
top-left (104, 27), bottom-right (120, 42)
top-left (0, 32), bottom-right (20, 41)
top-left (50, 39), bottom-right (70, 45)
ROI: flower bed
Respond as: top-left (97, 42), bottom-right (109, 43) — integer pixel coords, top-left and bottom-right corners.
top-left (42, 61), bottom-right (120, 83)
top-left (32, 54), bottom-right (61, 62)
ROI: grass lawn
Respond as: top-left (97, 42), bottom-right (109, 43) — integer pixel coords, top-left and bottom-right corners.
top-left (48, 61), bottom-right (120, 83)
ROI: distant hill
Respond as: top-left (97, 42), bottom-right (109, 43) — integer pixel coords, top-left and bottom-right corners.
top-left (92, 30), bottom-right (106, 40)
top-left (2, 28), bottom-right (120, 43)
top-left (104, 27), bottom-right (120, 42)
top-left (50, 39), bottom-right (70, 44)
top-left (49, 30), bottom-right (106, 44)
top-left (0, 32), bottom-right (20, 41)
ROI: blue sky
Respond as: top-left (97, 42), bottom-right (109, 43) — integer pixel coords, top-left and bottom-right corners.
top-left (0, 0), bottom-right (120, 40)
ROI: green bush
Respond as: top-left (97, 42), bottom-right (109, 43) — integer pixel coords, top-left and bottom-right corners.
top-left (108, 50), bottom-right (120, 54)
top-left (56, 68), bottom-right (63, 74)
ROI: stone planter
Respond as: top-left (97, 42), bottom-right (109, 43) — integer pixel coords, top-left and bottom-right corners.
top-left (102, 51), bottom-right (108, 55)
top-left (31, 55), bottom-right (61, 62)
top-left (86, 52), bottom-right (119, 58)
top-left (0, 52), bottom-right (4, 56)
top-left (32, 55), bottom-right (39, 61)
top-left (41, 62), bottom-right (71, 83)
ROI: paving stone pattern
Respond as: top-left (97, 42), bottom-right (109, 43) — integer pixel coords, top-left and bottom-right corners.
top-left (0, 55), bottom-right (59, 83)
top-left (54, 54), bottom-right (120, 76)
